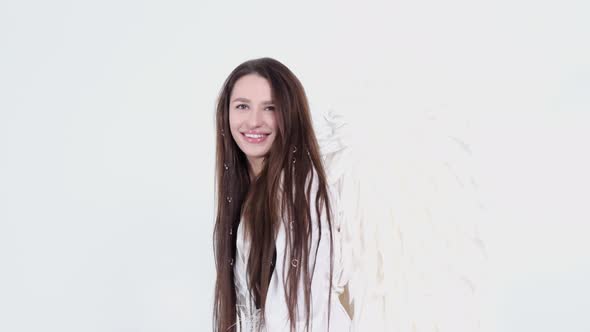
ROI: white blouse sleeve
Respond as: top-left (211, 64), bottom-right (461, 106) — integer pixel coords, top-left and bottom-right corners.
top-left (302, 169), bottom-right (352, 331)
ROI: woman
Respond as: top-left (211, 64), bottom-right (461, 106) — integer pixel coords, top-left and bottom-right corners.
top-left (212, 58), bottom-right (351, 331)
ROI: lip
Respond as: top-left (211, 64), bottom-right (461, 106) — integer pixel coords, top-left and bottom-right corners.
top-left (241, 132), bottom-right (270, 144)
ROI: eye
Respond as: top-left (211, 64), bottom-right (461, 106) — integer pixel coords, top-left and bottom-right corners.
top-left (235, 104), bottom-right (248, 110)
top-left (265, 105), bottom-right (276, 111)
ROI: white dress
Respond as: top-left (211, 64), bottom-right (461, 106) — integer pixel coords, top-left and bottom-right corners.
top-left (233, 168), bottom-right (352, 332)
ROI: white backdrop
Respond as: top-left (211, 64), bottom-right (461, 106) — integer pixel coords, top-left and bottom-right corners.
top-left (0, 1), bottom-right (588, 331)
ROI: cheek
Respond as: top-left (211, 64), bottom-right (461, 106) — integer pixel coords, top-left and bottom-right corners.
top-left (228, 110), bottom-right (235, 126)
top-left (228, 111), bottom-right (239, 131)
top-left (228, 111), bottom-right (241, 142)
top-left (266, 113), bottom-right (278, 131)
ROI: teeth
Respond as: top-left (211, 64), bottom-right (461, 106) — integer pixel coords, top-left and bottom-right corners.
top-left (245, 134), bottom-right (267, 138)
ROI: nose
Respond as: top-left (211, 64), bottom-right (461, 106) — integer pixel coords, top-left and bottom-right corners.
top-left (246, 108), bottom-right (263, 128)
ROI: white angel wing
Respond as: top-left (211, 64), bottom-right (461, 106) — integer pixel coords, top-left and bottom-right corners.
top-left (315, 110), bottom-right (487, 332)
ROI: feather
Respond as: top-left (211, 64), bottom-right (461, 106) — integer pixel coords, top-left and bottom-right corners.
top-left (316, 110), bottom-right (487, 332)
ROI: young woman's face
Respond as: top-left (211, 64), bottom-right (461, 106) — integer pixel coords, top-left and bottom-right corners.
top-left (229, 74), bottom-right (278, 174)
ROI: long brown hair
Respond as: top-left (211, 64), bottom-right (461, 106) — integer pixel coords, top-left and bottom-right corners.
top-left (212, 57), bottom-right (335, 331)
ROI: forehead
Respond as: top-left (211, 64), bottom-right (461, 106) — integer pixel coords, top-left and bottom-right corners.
top-left (230, 74), bottom-right (273, 101)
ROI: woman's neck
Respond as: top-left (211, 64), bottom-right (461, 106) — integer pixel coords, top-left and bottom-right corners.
top-left (248, 157), bottom-right (264, 181)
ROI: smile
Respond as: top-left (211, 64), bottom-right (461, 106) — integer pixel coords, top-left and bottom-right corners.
top-left (242, 132), bottom-right (270, 143)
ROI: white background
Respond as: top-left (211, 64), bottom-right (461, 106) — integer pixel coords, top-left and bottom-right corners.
top-left (1, 1), bottom-right (588, 331)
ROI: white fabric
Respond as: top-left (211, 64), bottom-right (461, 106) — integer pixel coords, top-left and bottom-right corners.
top-left (233, 168), bottom-right (352, 331)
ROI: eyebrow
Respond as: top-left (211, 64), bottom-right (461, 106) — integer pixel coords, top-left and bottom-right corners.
top-left (231, 97), bottom-right (275, 105)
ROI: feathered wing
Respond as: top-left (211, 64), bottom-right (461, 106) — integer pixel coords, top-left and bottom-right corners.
top-left (315, 110), bottom-right (487, 332)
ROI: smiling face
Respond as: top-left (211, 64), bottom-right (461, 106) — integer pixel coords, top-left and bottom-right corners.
top-left (229, 74), bottom-right (278, 177)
